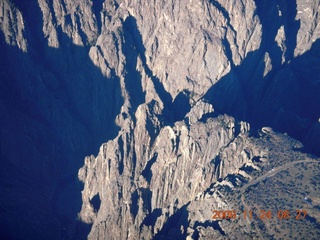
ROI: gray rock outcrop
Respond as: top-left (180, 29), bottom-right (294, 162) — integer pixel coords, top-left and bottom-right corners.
top-left (1, 0), bottom-right (320, 239)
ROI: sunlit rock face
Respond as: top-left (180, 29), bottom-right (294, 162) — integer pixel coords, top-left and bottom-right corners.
top-left (1, 0), bottom-right (320, 239)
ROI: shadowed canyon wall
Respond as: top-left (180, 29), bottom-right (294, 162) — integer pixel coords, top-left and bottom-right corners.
top-left (0, 0), bottom-right (320, 239)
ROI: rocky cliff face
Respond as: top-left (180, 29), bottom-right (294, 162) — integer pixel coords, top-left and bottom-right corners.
top-left (1, 0), bottom-right (320, 239)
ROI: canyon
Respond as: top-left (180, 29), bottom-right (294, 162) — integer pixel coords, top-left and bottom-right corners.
top-left (1, 0), bottom-right (320, 239)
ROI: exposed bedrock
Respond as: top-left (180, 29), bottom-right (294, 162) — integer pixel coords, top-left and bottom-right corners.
top-left (0, 0), bottom-right (320, 239)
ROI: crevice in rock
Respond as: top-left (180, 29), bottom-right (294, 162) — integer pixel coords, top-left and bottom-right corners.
top-left (92, 0), bottom-right (103, 34)
top-left (90, 194), bottom-right (101, 213)
top-left (118, 136), bottom-right (124, 175)
top-left (130, 190), bottom-right (139, 219)
top-left (141, 154), bottom-right (157, 184)
top-left (208, 0), bottom-right (237, 36)
top-left (121, 16), bottom-right (145, 114)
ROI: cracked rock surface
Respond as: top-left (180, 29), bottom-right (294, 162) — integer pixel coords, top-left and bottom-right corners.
top-left (1, 0), bottom-right (320, 239)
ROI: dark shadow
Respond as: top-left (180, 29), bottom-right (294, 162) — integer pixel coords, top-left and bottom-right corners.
top-left (192, 220), bottom-right (226, 239)
top-left (141, 208), bottom-right (162, 229)
top-left (130, 187), bottom-right (152, 220)
top-left (122, 16), bottom-right (146, 114)
top-left (172, 90), bottom-right (192, 121)
top-left (252, 156), bottom-right (262, 163)
top-left (239, 165), bottom-right (257, 174)
top-left (130, 190), bottom-right (139, 219)
top-left (90, 194), bottom-right (101, 213)
top-left (225, 173), bottom-right (248, 187)
top-left (118, 136), bottom-right (124, 175)
top-left (212, 155), bottom-right (222, 175)
top-left (122, 16), bottom-right (191, 123)
top-left (58, 214), bottom-right (73, 240)
top-left (198, 111), bottom-right (220, 124)
top-left (50, 174), bottom-right (76, 216)
top-left (140, 187), bottom-right (152, 213)
top-left (0, 2), bottom-right (123, 240)
top-left (92, 0), bottom-right (104, 34)
top-left (305, 214), bottom-right (320, 229)
top-left (154, 203), bottom-right (190, 240)
top-left (141, 154), bottom-right (157, 184)
top-left (123, 16), bottom-right (172, 107)
top-left (204, 0), bottom-right (320, 155)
